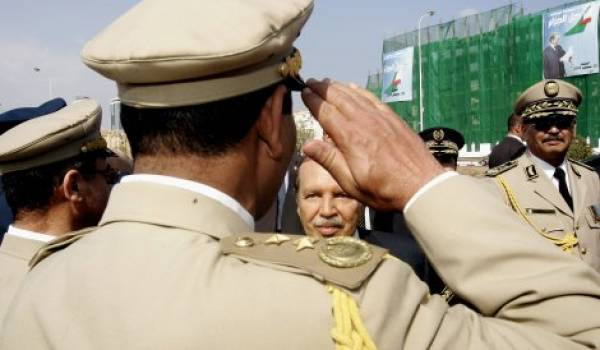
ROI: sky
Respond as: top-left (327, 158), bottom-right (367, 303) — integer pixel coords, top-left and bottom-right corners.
top-left (0, 0), bottom-right (574, 128)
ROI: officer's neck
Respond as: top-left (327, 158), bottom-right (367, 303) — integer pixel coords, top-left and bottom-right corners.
top-left (133, 152), bottom-right (259, 216)
top-left (12, 204), bottom-right (75, 237)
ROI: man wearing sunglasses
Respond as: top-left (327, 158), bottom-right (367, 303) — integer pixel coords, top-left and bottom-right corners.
top-left (0, 99), bottom-right (117, 323)
top-left (486, 79), bottom-right (600, 272)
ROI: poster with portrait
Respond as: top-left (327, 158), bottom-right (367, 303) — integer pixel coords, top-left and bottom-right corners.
top-left (543, 1), bottom-right (600, 78)
top-left (382, 47), bottom-right (414, 102)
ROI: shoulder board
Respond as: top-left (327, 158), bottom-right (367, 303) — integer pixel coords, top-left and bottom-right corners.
top-left (29, 226), bottom-right (96, 269)
top-left (485, 159), bottom-right (518, 177)
top-left (221, 233), bottom-right (388, 290)
top-left (569, 158), bottom-right (595, 172)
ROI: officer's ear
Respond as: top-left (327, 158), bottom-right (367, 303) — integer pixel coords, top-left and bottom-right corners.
top-left (62, 169), bottom-right (84, 203)
top-left (256, 85), bottom-right (289, 160)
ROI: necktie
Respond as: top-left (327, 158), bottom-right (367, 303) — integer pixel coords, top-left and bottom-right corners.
top-left (553, 168), bottom-right (573, 211)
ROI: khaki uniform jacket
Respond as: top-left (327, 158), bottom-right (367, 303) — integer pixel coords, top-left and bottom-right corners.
top-left (485, 152), bottom-right (600, 271)
top-left (2, 175), bottom-right (600, 349)
top-left (0, 234), bottom-right (45, 323)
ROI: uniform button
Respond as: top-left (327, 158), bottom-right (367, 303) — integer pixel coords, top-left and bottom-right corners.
top-left (575, 225), bottom-right (580, 230)
top-left (581, 247), bottom-right (588, 255)
top-left (234, 236), bottom-right (254, 248)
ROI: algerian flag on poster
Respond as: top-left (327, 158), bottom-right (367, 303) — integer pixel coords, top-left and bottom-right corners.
top-left (543, 1), bottom-right (600, 78)
top-left (382, 47), bottom-right (414, 103)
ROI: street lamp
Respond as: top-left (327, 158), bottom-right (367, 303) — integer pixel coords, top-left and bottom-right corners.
top-left (418, 10), bottom-right (434, 131)
top-left (33, 67), bottom-right (53, 99)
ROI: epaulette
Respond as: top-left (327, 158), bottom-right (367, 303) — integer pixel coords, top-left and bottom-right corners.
top-left (29, 226), bottom-right (96, 269)
top-left (485, 159), bottom-right (518, 177)
top-left (569, 158), bottom-right (595, 172)
top-left (221, 233), bottom-right (388, 290)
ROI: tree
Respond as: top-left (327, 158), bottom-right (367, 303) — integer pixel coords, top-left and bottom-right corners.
top-left (568, 135), bottom-right (593, 161)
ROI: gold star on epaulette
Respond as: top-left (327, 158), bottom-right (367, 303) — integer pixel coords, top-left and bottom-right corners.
top-left (264, 234), bottom-right (291, 245)
top-left (293, 236), bottom-right (319, 251)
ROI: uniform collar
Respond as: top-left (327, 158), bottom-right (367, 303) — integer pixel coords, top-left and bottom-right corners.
top-left (6, 225), bottom-right (54, 243)
top-left (120, 174), bottom-right (254, 229)
top-left (0, 227), bottom-right (49, 261)
top-left (100, 175), bottom-right (254, 240)
top-left (528, 151), bottom-right (568, 182)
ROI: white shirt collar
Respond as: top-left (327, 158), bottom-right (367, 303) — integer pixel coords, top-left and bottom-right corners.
top-left (6, 225), bottom-right (54, 243)
top-left (528, 151), bottom-right (570, 192)
top-left (120, 174), bottom-right (254, 230)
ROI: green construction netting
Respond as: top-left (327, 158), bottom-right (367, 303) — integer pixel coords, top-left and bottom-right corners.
top-left (367, 1), bottom-right (600, 149)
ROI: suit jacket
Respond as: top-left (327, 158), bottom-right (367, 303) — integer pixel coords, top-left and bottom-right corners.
top-left (361, 220), bottom-right (445, 294)
top-left (3, 176), bottom-right (600, 349)
top-left (488, 136), bottom-right (525, 169)
top-left (0, 234), bottom-right (45, 322)
top-left (543, 45), bottom-right (566, 79)
top-left (485, 152), bottom-right (600, 272)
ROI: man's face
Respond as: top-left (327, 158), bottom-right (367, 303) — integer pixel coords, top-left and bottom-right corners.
top-left (433, 154), bottom-right (458, 171)
top-left (78, 157), bottom-right (116, 226)
top-left (550, 36), bottom-right (559, 46)
top-left (523, 115), bottom-right (575, 164)
top-left (296, 160), bottom-right (362, 238)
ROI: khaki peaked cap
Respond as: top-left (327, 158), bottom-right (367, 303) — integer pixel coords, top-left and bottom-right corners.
top-left (82, 0), bottom-right (314, 108)
top-left (514, 79), bottom-right (582, 120)
top-left (0, 99), bottom-right (106, 174)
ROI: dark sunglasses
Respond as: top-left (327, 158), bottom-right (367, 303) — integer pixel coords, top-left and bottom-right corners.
top-left (526, 115), bottom-right (575, 132)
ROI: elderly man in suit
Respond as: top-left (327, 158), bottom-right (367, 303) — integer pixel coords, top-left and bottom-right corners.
top-left (486, 79), bottom-right (600, 272)
top-left (3, 1), bottom-right (600, 349)
top-left (295, 156), bottom-right (445, 292)
top-left (488, 113), bottom-right (526, 168)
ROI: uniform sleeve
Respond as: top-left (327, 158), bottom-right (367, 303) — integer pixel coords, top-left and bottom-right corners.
top-left (365, 175), bottom-right (600, 349)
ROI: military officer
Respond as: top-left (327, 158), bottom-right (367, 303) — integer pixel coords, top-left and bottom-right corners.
top-left (485, 79), bottom-right (600, 272)
top-left (3, 1), bottom-right (600, 349)
top-left (372, 126), bottom-right (465, 293)
top-left (0, 98), bottom-right (68, 240)
top-left (419, 126), bottom-right (464, 170)
top-left (0, 99), bottom-right (118, 322)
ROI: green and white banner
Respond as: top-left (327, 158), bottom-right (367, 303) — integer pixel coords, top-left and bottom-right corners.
top-left (543, 1), bottom-right (600, 78)
top-left (382, 47), bottom-right (414, 103)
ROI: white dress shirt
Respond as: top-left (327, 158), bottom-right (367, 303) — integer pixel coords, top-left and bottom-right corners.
top-left (121, 174), bottom-right (255, 230)
top-left (529, 152), bottom-right (570, 194)
top-left (6, 225), bottom-right (54, 243)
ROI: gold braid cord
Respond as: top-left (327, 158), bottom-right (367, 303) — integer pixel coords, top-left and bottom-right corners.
top-left (496, 176), bottom-right (578, 252)
top-left (327, 285), bottom-right (377, 350)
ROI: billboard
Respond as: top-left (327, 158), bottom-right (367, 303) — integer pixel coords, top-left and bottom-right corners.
top-left (543, 1), bottom-right (600, 78)
top-left (382, 46), bottom-right (414, 102)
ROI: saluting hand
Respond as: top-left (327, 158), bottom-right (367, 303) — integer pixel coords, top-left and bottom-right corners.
top-left (301, 78), bottom-right (445, 211)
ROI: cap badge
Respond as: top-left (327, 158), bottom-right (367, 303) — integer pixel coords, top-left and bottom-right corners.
top-left (279, 49), bottom-right (303, 80)
top-left (433, 129), bottom-right (445, 142)
top-left (81, 137), bottom-right (107, 153)
top-left (318, 236), bottom-right (372, 268)
top-left (544, 81), bottom-right (560, 97)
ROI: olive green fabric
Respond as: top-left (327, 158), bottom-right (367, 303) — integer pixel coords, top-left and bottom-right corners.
top-left (367, 1), bottom-right (600, 149)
